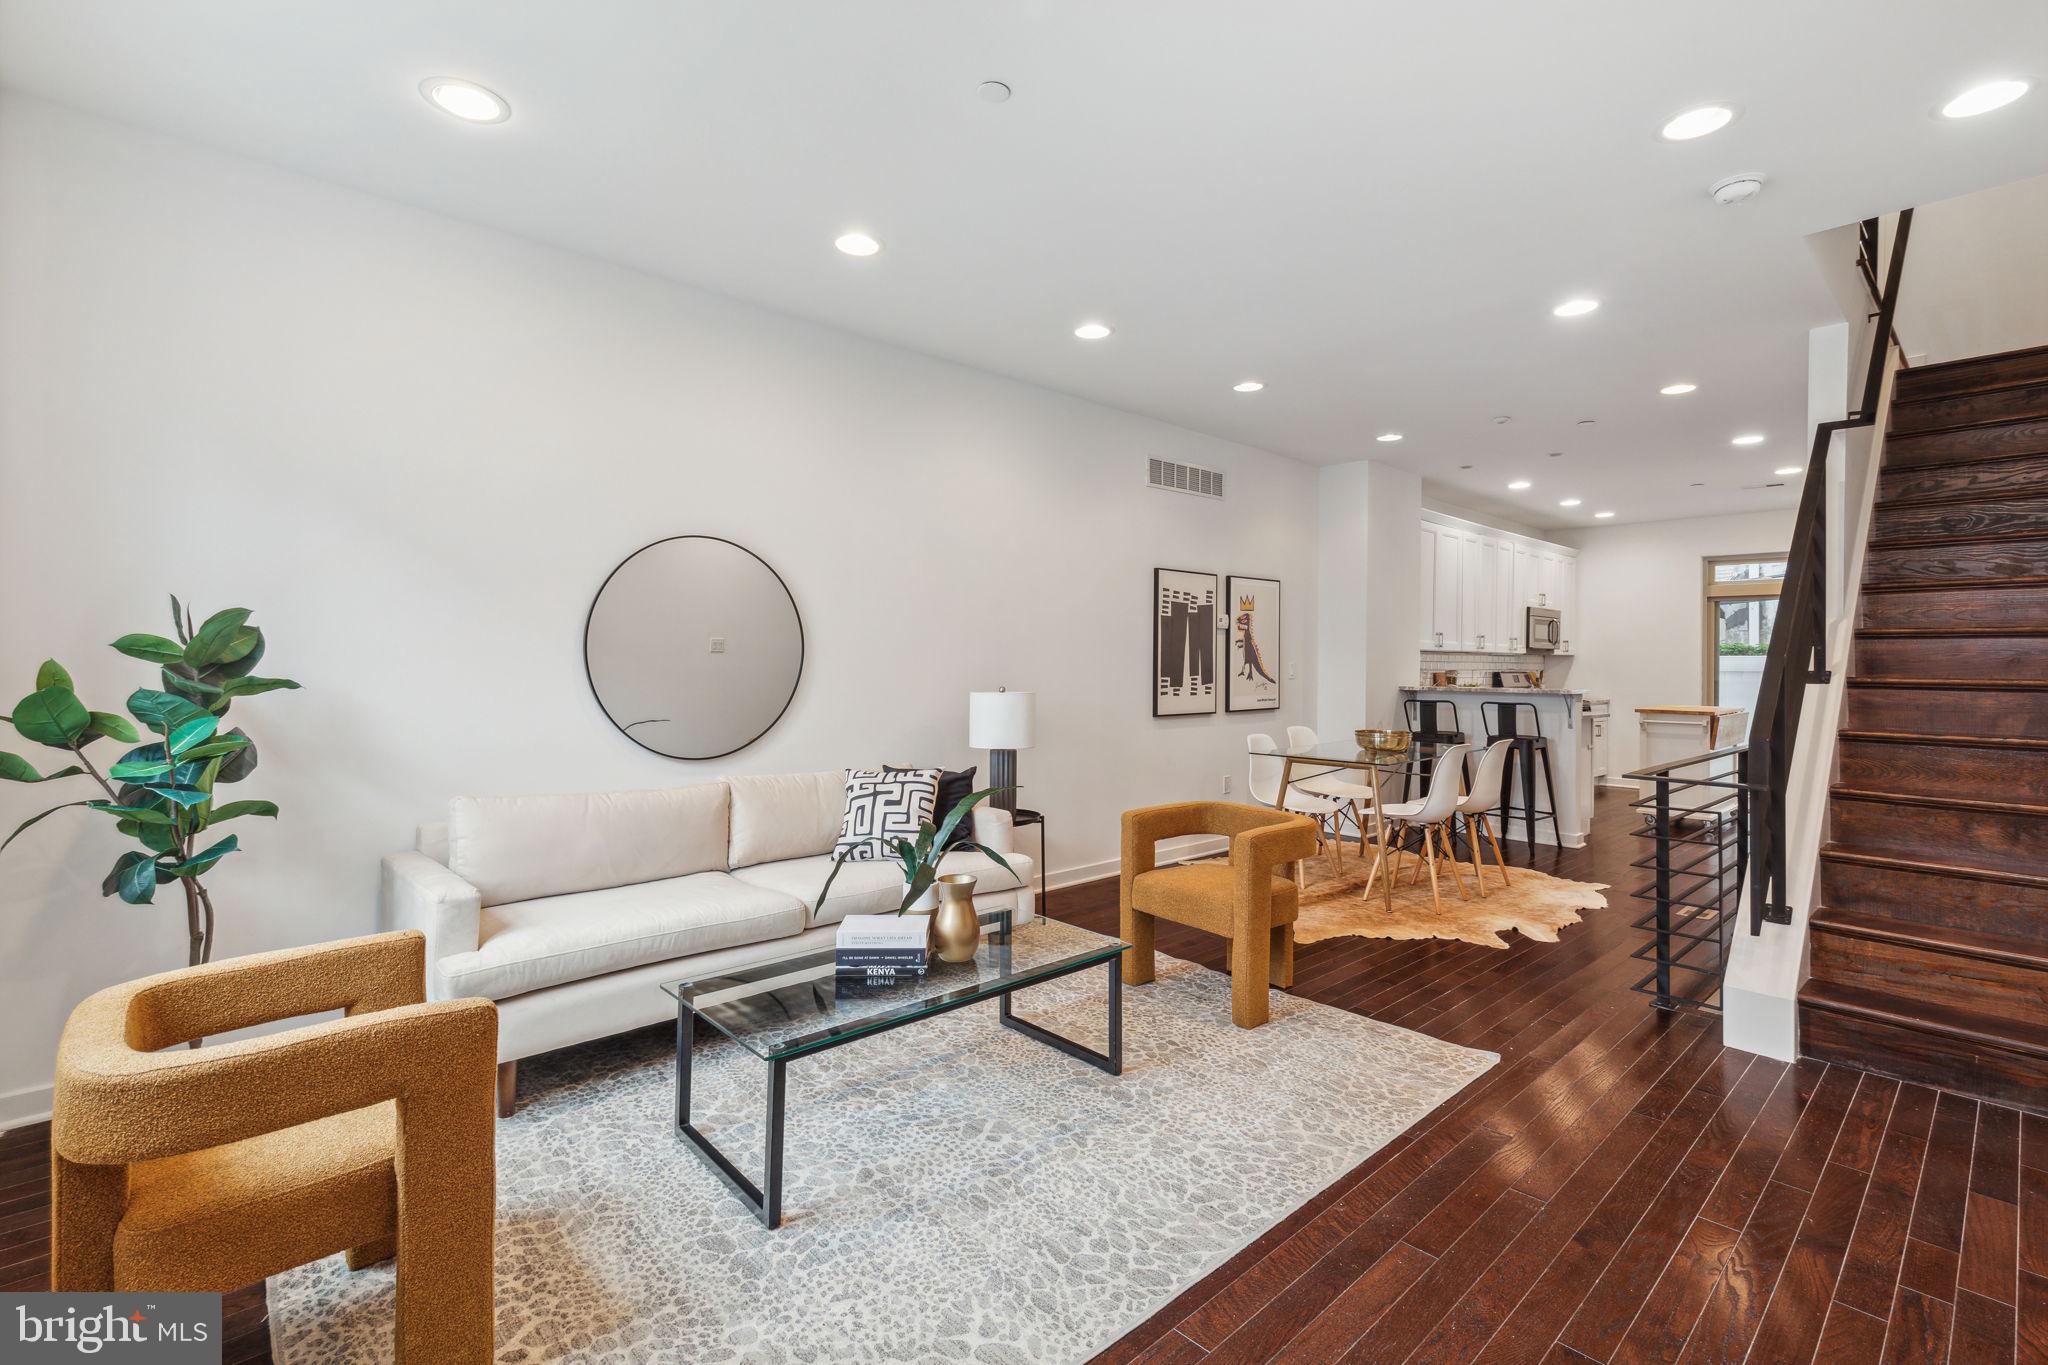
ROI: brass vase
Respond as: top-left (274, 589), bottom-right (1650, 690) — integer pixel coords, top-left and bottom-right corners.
top-left (931, 873), bottom-right (982, 963)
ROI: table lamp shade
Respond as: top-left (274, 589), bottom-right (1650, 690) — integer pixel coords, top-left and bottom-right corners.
top-left (969, 690), bottom-right (1036, 751)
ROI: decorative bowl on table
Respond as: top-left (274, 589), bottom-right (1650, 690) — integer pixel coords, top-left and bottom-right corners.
top-left (1355, 728), bottom-right (1411, 750)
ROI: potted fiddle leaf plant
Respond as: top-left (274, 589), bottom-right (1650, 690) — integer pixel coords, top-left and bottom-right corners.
top-left (816, 785), bottom-right (1022, 918)
top-left (1, 597), bottom-right (299, 968)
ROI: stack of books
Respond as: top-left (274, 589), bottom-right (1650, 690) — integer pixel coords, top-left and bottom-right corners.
top-left (835, 913), bottom-right (932, 981)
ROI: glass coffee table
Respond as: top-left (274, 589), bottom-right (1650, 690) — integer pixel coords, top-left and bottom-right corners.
top-left (661, 909), bottom-right (1126, 1228)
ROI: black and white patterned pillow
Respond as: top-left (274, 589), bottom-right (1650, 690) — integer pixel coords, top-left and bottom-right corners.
top-left (835, 768), bottom-right (940, 863)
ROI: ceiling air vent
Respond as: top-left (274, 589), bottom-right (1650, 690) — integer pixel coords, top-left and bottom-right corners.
top-left (1148, 457), bottom-right (1225, 499)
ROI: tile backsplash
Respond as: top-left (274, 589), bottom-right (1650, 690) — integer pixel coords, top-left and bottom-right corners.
top-left (1418, 650), bottom-right (1570, 688)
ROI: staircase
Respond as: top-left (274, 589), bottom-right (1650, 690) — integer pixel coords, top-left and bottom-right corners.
top-left (1798, 342), bottom-right (2048, 1111)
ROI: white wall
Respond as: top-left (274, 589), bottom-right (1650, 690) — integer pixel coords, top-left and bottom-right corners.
top-left (1558, 508), bottom-right (1797, 779)
top-left (1315, 461), bottom-right (1421, 739)
top-left (0, 94), bottom-right (1322, 1123)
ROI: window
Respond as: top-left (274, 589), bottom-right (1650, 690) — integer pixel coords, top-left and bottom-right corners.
top-left (1704, 554), bottom-right (1788, 712)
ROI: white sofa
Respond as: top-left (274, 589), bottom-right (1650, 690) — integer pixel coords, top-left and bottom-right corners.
top-left (379, 771), bottom-right (1033, 1110)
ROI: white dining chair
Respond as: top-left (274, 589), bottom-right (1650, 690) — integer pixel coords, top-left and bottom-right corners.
top-left (1363, 741), bottom-right (1471, 915)
top-left (1283, 724), bottom-right (1380, 851)
top-left (1247, 734), bottom-right (1348, 881)
top-left (1454, 739), bottom-right (1516, 896)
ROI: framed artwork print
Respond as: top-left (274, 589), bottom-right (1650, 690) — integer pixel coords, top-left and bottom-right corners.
top-left (1225, 575), bottom-right (1281, 712)
top-left (1153, 568), bottom-right (1218, 716)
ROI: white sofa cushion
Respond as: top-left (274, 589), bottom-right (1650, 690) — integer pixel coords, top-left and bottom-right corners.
top-left (727, 771), bottom-right (846, 868)
top-left (439, 870), bottom-right (805, 1001)
top-left (448, 783), bottom-right (731, 907)
top-left (731, 855), bottom-right (906, 927)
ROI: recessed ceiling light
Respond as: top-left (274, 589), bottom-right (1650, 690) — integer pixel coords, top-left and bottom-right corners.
top-left (1941, 79), bottom-right (2030, 119)
top-left (1547, 451), bottom-right (1564, 458)
top-left (1073, 321), bottom-right (1112, 340)
top-left (1661, 105), bottom-right (1735, 141)
top-left (1775, 465), bottom-right (1804, 476)
top-left (420, 77), bottom-right (510, 124)
top-left (834, 232), bottom-right (881, 257)
top-left (1507, 479), bottom-right (1532, 491)
top-left (978, 80), bottom-right (1013, 104)
top-left (1660, 382), bottom-right (1698, 396)
top-left (1594, 510), bottom-right (1616, 519)
top-left (1552, 298), bottom-right (1600, 318)
top-left (1731, 433), bottom-right (1766, 446)
top-left (1233, 380), bottom-right (1264, 393)
top-left (1576, 419), bottom-right (1598, 428)
top-left (1558, 498), bottom-right (1583, 508)
top-left (1376, 432), bottom-right (1404, 442)
top-left (1459, 464), bottom-right (1474, 470)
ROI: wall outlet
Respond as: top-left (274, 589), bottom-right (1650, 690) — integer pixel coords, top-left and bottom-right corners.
top-left (708, 637), bottom-right (727, 653)
top-left (1221, 774), bottom-right (1232, 795)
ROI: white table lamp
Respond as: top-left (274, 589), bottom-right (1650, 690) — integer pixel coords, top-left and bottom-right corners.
top-left (968, 689), bottom-right (1036, 813)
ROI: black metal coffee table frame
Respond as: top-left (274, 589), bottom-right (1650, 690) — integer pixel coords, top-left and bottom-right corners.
top-left (671, 920), bottom-right (1123, 1229)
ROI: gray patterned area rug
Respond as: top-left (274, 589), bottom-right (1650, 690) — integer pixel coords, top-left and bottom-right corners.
top-left (269, 955), bottom-right (1495, 1364)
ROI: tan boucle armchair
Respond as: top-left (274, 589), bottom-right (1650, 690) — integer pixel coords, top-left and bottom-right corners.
top-left (51, 930), bottom-right (497, 1364)
top-left (1120, 802), bottom-right (1321, 1028)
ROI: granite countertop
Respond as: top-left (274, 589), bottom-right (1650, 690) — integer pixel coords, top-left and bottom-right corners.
top-left (1399, 685), bottom-right (1586, 697)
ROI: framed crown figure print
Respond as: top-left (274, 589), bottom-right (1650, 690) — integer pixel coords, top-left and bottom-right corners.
top-left (1153, 568), bottom-right (1219, 716)
top-left (1225, 575), bottom-right (1281, 712)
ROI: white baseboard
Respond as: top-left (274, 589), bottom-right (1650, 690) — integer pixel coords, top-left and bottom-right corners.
top-left (1, 1081), bottom-right (53, 1132)
top-left (1047, 835), bottom-right (1228, 892)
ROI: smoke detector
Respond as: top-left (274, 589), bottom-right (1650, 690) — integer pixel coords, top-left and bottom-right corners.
top-left (1709, 173), bottom-right (1767, 206)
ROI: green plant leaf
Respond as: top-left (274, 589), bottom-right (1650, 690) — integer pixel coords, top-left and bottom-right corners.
top-left (87, 801), bottom-right (175, 824)
top-left (955, 841), bottom-right (1025, 891)
top-left (143, 784), bottom-right (210, 808)
top-left (11, 685), bottom-right (91, 748)
top-left (160, 667), bottom-right (222, 700)
top-left (898, 865), bottom-right (939, 914)
top-left (126, 688), bottom-right (207, 734)
top-left (85, 712), bottom-right (141, 744)
top-left (135, 821), bottom-right (180, 854)
top-left (103, 850), bottom-right (152, 898)
top-left (183, 608), bottom-right (257, 669)
top-left (214, 729), bottom-right (258, 783)
top-left (173, 734), bottom-right (248, 761)
top-left (1, 801), bottom-right (89, 854)
top-left (206, 799), bottom-right (278, 824)
top-left (169, 594), bottom-right (190, 644)
top-left (35, 660), bottom-right (73, 691)
top-left (116, 851), bottom-right (160, 903)
top-left (811, 845), bottom-right (860, 922)
top-left (0, 752), bottom-right (83, 783)
top-left (165, 834), bottom-right (238, 877)
top-left (212, 633), bottom-right (266, 681)
top-left (166, 712), bottom-right (219, 756)
top-left (217, 674), bottom-right (300, 699)
top-left (109, 755), bottom-right (174, 781)
top-left (111, 634), bottom-right (186, 665)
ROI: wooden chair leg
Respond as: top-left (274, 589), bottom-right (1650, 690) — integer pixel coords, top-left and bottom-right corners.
top-left (1439, 821), bottom-right (1470, 898)
top-left (1467, 814), bottom-right (1486, 898)
top-left (1485, 817), bottom-right (1512, 886)
top-left (1422, 826), bottom-right (1444, 915)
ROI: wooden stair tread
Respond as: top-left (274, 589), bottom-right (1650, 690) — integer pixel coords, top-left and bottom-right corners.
top-left (1857, 574), bottom-right (2048, 592)
top-left (1820, 843), bottom-right (2048, 891)
top-left (1837, 729), bottom-right (2048, 751)
top-left (1799, 979), bottom-right (2048, 1059)
top-left (1856, 626), bottom-right (2048, 638)
top-left (1811, 906), bottom-right (2048, 972)
top-left (1830, 786), bottom-right (2048, 818)
top-left (1846, 674), bottom-right (2048, 690)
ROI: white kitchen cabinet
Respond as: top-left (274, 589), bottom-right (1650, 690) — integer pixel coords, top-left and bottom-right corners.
top-left (1420, 512), bottom-right (1577, 655)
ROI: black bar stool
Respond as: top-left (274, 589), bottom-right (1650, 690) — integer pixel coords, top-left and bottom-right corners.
top-left (1482, 700), bottom-right (1559, 853)
top-left (1402, 699), bottom-right (1467, 794)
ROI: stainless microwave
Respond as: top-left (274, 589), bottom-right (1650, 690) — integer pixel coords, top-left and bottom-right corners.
top-left (1526, 606), bottom-right (1562, 652)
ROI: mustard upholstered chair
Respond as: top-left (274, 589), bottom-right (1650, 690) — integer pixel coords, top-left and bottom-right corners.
top-left (51, 930), bottom-right (498, 1365)
top-left (1120, 801), bottom-right (1321, 1028)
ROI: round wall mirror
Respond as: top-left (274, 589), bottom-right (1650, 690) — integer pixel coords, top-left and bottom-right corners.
top-left (584, 536), bottom-right (804, 759)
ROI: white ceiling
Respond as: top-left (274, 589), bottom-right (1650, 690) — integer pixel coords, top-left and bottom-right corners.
top-left (4, 0), bottom-right (2047, 528)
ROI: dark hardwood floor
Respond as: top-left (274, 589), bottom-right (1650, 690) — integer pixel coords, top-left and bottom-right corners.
top-left (2, 790), bottom-right (2036, 1363)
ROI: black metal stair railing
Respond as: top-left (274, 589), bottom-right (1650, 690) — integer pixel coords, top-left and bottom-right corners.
top-left (1628, 208), bottom-right (1913, 1009)
top-left (1623, 748), bottom-right (1749, 1012)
